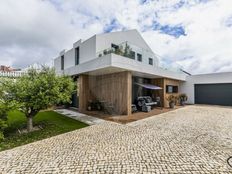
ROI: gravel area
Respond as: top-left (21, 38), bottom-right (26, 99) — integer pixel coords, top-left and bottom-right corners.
top-left (0, 105), bottom-right (231, 173)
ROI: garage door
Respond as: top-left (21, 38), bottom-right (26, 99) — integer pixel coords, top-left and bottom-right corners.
top-left (195, 83), bottom-right (232, 106)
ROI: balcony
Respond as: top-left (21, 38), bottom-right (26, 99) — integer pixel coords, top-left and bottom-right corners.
top-left (97, 41), bottom-right (158, 65)
top-left (96, 41), bottom-right (183, 74)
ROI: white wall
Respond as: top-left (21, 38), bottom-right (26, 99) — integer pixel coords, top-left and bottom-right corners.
top-left (111, 54), bottom-right (186, 81)
top-left (61, 54), bottom-right (187, 81)
top-left (80, 35), bottom-right (96, 64)
top-left (54, 56), bottom-right (61, 73)
top-left (63, 49), bottom-right (75, 69)
top-left (53, 30), bottom-right (173, 76)
top-left (54, 36), bottom-right (96, 72)
top-left (180, 72), bottom-right (232, 104)
top-left (96, 30), bottom-right (159, 67)
top-left (96, 30), bottom-right (153, 53)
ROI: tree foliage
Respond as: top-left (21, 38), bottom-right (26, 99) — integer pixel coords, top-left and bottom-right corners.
top-left (11, 67), bottom-right (75, 132)
top-left (0, 78), bottom-right (17, 140)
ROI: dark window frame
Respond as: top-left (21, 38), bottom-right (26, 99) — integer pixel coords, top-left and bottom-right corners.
top-left (129, 51), bottom-right (135, 59)
top-left (111, 43), bottom-right (119, 50)
top-left (137, 53), bottom-right (142, 62)
top-left (149, 58), bottom-right (153, 65)
top-left (61, 55), bottom-right (64, 70)
top-left (75, 47), bottom-right (79, 65)
top-left (166, 85), bottom-right (178, 93)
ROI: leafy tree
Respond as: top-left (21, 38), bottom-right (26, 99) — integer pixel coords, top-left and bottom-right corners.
top-left (11, 67), bottom-right (74, 132)
top-left (0, 78), bottom-right (17, 140)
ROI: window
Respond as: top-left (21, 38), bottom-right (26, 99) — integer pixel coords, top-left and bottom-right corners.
top-left (75, 47), bottom-right (79, 65)
top-left (111, 43), bottom-right (119, 50)
top-left (129, 51), bottom-right (135, 59)
top-left (166, 85), bottom-right (178, 93)
top-left (149, 58), bottom-right (153, 65)
top-left (137, 53), bottom-right (142, 62)
top-left (61, 55), bottom-right (64, 70)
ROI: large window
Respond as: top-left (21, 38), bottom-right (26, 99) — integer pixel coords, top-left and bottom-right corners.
top-left (61, 55), bottom-right (64, 70)
top-left (149, 58), bottom-right (153, 65)
top-left (137, 53), bottom-right (142, 62)
top-left (166, 85), bottom-right (178, 93)
top-left (75, 47), bottom-right (79, 65)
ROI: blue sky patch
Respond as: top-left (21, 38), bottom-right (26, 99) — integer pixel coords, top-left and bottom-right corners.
top-left (152, 21), bottom-right (186, 38)
top-left (103, 19), bottom-right (120, 33)
top-left (173, 0), bottom-right (186, 9)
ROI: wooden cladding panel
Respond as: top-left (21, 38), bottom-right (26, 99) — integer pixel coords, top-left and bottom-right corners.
top-left (164, 78), bottom-right (180, 108)
top-left (152, 78), bottom-right (181, 108)
top-left (79, 71), bottom-right (132, 115)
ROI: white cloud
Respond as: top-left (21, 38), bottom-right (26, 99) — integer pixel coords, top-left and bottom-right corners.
top-left (0, 0), bottom-right (232, 74)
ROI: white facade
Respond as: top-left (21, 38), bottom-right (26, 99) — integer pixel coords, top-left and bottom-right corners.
top-left (180, 72), bottom-right (232, 104)
top-left (54, 29), bottom-right (184, 80)
top-left (54, 29), bottom-right (232, 106)
top-left (62, 54), bottom-right (186, 81)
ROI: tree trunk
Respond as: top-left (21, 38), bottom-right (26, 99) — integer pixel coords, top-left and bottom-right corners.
top-left (27, 116), bottom-right (33, 132)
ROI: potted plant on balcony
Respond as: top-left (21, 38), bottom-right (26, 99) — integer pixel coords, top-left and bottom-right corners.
top-left (103, 49), bottom-right (108, 55)
top-left (167, 95), bottom-right (176, 109)
top-left (179, 93), bottom-right (188, 106)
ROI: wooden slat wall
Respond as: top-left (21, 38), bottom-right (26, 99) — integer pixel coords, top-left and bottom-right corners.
top-left (79, 71), bottom-right (132, 115)
top-left (164, 78), bottom-right (180, 107)
top-left (79, 75), bottom-right (92, 112)
top-left (152, 78), bottom-right (181, 108)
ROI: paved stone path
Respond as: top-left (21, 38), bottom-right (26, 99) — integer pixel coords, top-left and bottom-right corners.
top-left (55, 109), bottom-right (106, 125)
top-left (0, 105), bottom-right (232, 173)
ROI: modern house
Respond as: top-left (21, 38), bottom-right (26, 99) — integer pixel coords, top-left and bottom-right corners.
top-left (54, 29), bottom-right (232, 115)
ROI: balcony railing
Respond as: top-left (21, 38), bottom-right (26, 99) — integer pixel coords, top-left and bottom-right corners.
top-left (96, 41), bottom-right (183, 74)
top-left (97, 41), bottom-right (159, 66)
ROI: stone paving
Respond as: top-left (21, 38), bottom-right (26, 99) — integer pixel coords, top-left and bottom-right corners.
top-left (54, 109), bottom-right (106, 125)
top-left (0, 105), bottom-right (232, 173)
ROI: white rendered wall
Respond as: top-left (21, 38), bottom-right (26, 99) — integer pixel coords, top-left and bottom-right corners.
top-left (61, 54), bottom-right (187, 81)
top-left (54, 56), bottom-right (61, 73)
top-left (96, 30), bottom-right (153, 53)
top-left (79, 35), bottom-right (96, 64)
top-left (63, 49), bottom-right (75, 69)
top-left (96, 30), bottom-right (159, 67)
top-left (54, 36), bottom-right (96, 72)
top-left (53, 30), bottom-right (171, 75)
top-left (180, 72), bottom-right (232, 104)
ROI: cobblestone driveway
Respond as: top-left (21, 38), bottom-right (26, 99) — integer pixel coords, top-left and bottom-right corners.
top-left (0, 105), bottom-right (232, 173)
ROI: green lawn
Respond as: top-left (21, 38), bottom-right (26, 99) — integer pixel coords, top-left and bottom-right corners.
top-left (0, 110), bottom-right (88, 151)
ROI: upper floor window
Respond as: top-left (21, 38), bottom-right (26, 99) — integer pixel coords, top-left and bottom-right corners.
top-left (149, 58), bottom-right (153, 65)
top-left (61, 55), bottom-right (64, 70)
top-left (75, 47), bottom-right (79, 65)
top-left (130, 51), bottom-right (135, 59)
top-left (137, 53), bottom-right (142, 62)
top-left (111, 43), bottom-right (119, 50)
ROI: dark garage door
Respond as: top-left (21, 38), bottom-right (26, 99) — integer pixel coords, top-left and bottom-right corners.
top-left (195, 83), bottom-right (232, 106)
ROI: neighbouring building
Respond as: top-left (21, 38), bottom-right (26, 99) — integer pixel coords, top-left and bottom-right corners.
top-left (54, 29), bottom-right (232, 115)
top-left (0, 65), bottom-right (21, 72)
top-left (0, 65), bottom-right (24, 77)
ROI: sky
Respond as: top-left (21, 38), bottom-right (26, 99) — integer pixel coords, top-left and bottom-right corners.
top-left (0, 0), bottom-right (232, 74)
